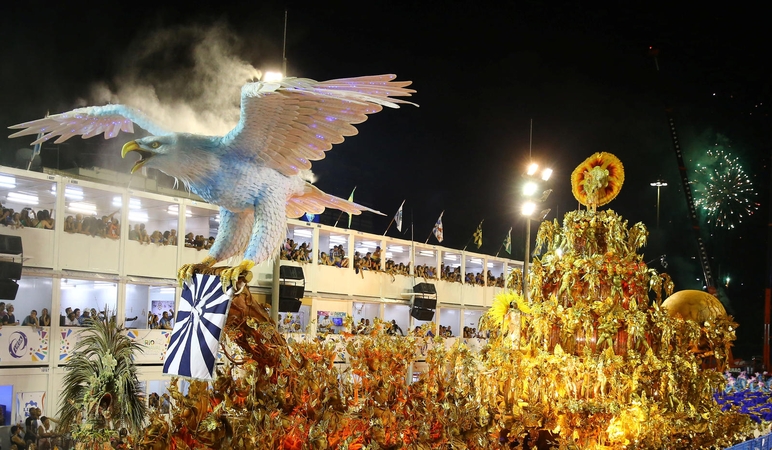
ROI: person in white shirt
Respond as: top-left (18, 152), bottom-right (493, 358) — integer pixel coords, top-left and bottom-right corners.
top-left (64, 312), bottom-right (79, 326)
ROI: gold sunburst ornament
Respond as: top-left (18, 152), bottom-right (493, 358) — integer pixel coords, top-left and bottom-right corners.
top-left (571, 152), bottom-right (625, 209)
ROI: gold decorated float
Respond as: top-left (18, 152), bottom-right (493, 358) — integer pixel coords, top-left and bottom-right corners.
top-left (149, 153), bottom-right (750, 449)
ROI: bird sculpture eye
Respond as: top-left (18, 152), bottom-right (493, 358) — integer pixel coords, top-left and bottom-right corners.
top-left (150, 142), bottom-right (161, 149)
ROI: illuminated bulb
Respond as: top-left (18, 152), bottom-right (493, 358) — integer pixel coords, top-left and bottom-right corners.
top-left (541, 168), bottom-right (553, 181)
top-left (522, 201), bottom-right (536, 216)
top-left (526, 163), bottom-right (539, 176)
top-left (263, 71), bottom-right (283, 82)
top-left (523, 182), bottom-right (538, 196)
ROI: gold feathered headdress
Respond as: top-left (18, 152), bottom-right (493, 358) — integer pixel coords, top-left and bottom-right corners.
top-left (571, 152), bottom-right (625, 209)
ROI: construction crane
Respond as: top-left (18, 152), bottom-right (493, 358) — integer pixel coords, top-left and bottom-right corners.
top-left (649, 47), bottom-right (715, 290)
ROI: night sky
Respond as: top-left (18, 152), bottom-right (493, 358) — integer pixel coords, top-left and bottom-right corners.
top-left (1, 2), bottom-right (769, 357)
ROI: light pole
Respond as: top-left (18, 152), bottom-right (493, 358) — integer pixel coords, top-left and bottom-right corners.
top-left (650, 179), bottom-right (667, 229)
top-left (521, 163), bottom-right (552, 301)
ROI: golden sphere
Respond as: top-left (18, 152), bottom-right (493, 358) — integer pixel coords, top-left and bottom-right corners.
top-left (661, 290), bottom-right (727, 323)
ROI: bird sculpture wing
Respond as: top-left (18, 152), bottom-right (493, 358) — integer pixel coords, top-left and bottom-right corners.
top-left (220, 74), bottom-right (417, 177)
top-left (8, 104), bottom-right (171, 144)
top-left (286, 183), bottom-right (382, 219)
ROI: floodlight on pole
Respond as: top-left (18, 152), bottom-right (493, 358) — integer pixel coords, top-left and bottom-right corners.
top-left (521, 161), bottom-right (553, 302)
top-left (650, 179), bottom-right (667, 229)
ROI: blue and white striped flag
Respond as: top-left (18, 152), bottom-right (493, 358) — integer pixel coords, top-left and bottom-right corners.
top-left (163, 274), bottom-right (234, 380)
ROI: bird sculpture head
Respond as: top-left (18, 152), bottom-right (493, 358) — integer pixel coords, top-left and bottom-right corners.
top-left (121, 135), bottom-right (179, 174)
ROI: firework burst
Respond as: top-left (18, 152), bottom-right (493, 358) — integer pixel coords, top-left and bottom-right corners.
top-left (693, 144), bottom-right (758, 229)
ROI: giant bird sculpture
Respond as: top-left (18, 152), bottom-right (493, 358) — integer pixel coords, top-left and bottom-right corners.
top-left (9, 75), bottom-right (416, 286)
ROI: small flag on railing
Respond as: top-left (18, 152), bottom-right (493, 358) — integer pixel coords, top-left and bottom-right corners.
top-left (473, 221), bottom-right (483, 249)
top-left (163, 274), bottom-right (234, 381)
top-left (347, 187), bottom-right (357, 229)
top-left (432, 212), bottom-right (444, 242)
top-left (395, 200), bottom-right (405, 232)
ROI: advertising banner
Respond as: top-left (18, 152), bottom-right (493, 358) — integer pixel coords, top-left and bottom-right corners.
top-left (15, 391), bottom-right (46, 424)
top-left (0, 327), bottom-right (48, 364)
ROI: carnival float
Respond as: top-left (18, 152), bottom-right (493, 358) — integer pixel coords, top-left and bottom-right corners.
top-left (16, 74), bottom-right (764, 448)
top-left (133, 152), bottom-right (754, 449)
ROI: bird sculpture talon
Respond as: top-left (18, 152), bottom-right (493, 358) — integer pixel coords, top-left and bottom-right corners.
top-left (177, 257), bottom-right (217, 286)
top-left (219, 259), bottom-right (256, 292)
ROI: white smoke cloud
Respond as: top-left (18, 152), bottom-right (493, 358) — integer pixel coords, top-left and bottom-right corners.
top-left (86, 22), bottom-right (263, 136)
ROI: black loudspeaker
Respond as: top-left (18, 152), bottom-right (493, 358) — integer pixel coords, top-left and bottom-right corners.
top-left (280, 266), bottom-right (305, 280)
top-left (0, 235), bottom-right (22, 255)
top-left (413, 297), bottom-right (437, 310)
top-left (0, 279), bottom-right (20, 300)
top-left (410, 307), bottom-right (435, 321)
top-left (279, 284), bottom-right (305, 299)
top-left (413, 283), bottom-right (437, 295)
top-left (0, 261), bottom-right (22, 280)
top-left (279, 298), bottom-right (302, 313)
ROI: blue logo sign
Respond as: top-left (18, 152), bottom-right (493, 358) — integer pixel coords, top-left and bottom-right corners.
top-left (9, 331), bottom-right (28, 358)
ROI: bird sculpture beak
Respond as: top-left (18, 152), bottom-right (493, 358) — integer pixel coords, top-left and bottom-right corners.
top-left (121, 140), bottom-right (153, 174)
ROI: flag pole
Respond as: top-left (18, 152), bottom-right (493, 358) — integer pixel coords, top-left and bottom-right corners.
top-left (383, 199), bottom-right (405, 236)
top-left (425, 210), bottom-right (443, 244)
top-left (495, 227), bottom-right (512, 257)
top-left (462, 219), bottom-right (484, 251)
top-left (333, 211), bottom-right (345, 228)
top-left (333, 186), bottom-right (356, 228)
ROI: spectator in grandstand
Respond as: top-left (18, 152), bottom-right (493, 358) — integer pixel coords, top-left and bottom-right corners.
top-left (168, 229), bottom-right (178, 246)
top-left (0, 301), bottom-right (7, 322)
top-left (150, 230), bottom-right (164, 244)
top-left (129, 224), bottom-right (140, 241)
top-left (10, 424), bottom-right (27, 449)
top-left (138, 224), bottom-right (150, 244)
top-left (63, 216), bottom-right (76, 233)
top-left (106, 218), bottom-right (120, 240)
top-left (149, 314), bottom-right (160, 329)
top-left (319, 251), bottom-right (332, 265)
top-left (22, 309), bottom-right (38, 326)
top-left (10, 211), bottom-right (24, 229)
top-left (371, 246), bottom-right (382, 269)
top-left (20, 207), bottom-right (37, 227)
top-left (388, 320), bottom-right (403, 336)
top-left (36, 210), bottom-right (54, 229)
top-left (1, 208), bottom-right (13, 226)
top-left (2, 303), bottom-right (18, 325)
top-left (65, 312), bottom-right (78, 326)
top-left (159, 312), bottom-right (173, 330)
top-left (39, 308), bottom-right (51, 327)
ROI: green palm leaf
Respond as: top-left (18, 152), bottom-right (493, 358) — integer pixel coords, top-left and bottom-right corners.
top-left (58, 311), bottom-right (147, 443)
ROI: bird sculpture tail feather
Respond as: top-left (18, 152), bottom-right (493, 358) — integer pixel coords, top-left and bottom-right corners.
top-left (287, 184), bottom-right (384, 219)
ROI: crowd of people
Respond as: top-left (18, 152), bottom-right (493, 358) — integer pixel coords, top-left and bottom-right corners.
top-left (281, 239), bottom-right (312, 262)
top-left (59, 307), bottom-right (139, 327)
top-left (147, 311), bottom-right (174, 329)
top-left (0, 205), bottom-right (55, 230)
top-left (0, 302), bottom-right (53, 327)
top-left (63, 213), bottom-right (119, 238)
top-left (148, 392), bottom-right (171, 414)
top-left (8, 407), bottom-right (61, 450)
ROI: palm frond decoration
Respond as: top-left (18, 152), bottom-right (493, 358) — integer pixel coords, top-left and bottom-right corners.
top-left (58, 311), bottom-right (146, 445)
